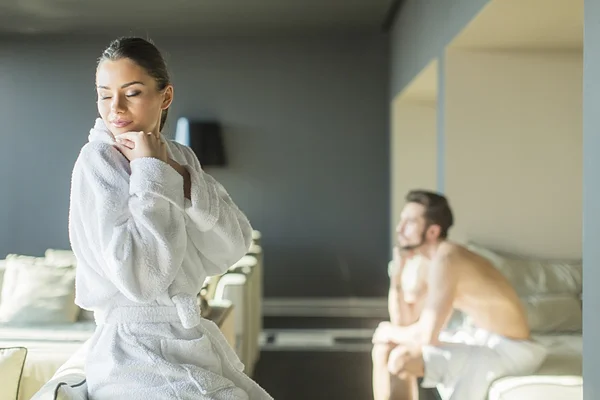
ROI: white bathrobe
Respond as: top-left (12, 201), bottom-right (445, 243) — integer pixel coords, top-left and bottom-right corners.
top-left (68, 118), bottom-right (272, 400)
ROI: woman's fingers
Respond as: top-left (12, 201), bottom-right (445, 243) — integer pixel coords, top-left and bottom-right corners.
top-left (113, 130), bottom-right (166, 162)
top-left (115, 137), bottom-right (135, 149)
top-left (115, 131), bottom-right (143, 143)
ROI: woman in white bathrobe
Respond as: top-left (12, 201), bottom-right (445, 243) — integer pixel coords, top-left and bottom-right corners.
top-left (68, 36), bottom-right (273, 400)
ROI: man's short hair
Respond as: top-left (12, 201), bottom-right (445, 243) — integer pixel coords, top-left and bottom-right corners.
top-left (405, 190), bottom-right (454, 239)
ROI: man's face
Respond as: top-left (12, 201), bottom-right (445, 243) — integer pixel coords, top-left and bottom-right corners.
top-left (396, 202), bottom-right (428, 251)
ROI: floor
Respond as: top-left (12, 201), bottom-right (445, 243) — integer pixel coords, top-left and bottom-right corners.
top-left (252, 317), bottom-right (441, 400)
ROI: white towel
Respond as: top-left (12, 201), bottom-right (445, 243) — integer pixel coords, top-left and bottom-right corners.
top-left (64, 118), bottom-right (271, 399)
top-left (422, 328), bottom-right (548, 400)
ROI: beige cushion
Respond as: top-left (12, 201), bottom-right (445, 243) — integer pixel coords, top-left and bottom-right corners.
top-left (0, 347), bottom-right (27, 400)
top-left (29, 340), bottom-right (88, 400)
top-left (0, 255), bottom-right (78, 325)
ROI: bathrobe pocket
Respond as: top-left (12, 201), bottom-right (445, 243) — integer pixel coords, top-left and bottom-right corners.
top-left (160, 335), bottom-right (238, 396)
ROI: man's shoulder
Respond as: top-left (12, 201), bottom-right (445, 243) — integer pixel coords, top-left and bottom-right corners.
top-left (435, 241), bottom-right (464, 260)
top-left (434, 241), bottom-right (483, 268)
top-left (436, 241), bottom-right (497, 274)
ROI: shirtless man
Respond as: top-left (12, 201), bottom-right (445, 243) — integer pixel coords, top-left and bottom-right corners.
top-left (372, 190), bottom-right (547, 400)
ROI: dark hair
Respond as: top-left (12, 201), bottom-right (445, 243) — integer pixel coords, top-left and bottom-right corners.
top-left (406, 190), bottom-right (454, 239)
top-left (98, 37), bottom-right (171, 132)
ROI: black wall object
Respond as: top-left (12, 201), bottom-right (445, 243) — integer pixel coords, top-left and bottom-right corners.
top-left (175, 118), bottom-right (227, 167)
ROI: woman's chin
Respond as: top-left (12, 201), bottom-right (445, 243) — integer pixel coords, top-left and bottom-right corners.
top-left (110, 124), bottom-right (141, 136)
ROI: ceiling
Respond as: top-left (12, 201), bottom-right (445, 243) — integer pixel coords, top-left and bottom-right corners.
top-left (0, 0), bottom-right (393, 36)
top-left (396, 0), bottom-right (582, 103)
top-left (398, 59), bottom-right (438, 103)
top-left (451, 0), bottom-right (583, 50)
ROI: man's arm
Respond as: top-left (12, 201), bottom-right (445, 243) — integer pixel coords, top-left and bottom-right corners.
top-left (389, 272), bottom-right (424, 326)
top-left (387, 247), bottom-right (425, 326)
top-left (388, 248), bottom-right (458, 346)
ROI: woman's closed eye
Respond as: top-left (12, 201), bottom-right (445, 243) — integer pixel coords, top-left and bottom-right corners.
top-left (98, 91), bottom-right (140, 100)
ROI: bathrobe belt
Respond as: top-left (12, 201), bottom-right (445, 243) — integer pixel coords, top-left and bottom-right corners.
top-left (93, 294), bottom-right (245, 372)
top-left (93, 294), bottom-right (201, 328)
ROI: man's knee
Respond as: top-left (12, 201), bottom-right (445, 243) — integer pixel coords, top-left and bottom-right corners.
top-left (372, 343), bottom-right (394, 365)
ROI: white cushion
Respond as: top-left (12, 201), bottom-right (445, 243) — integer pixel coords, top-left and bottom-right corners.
top-left (44, 249), bottom-right (77, 268)
top-left (488, 375), bottom-right (582, 400)
top-left (0, 347), bottom-right (27, 400)
top-left (488, 335), bottom-right (582, 400)
top-left (0, 255), bottom-right (78, 325)
top-left (466, 243), bottom-right (582, 297)
top-left (524, 294), bottom-right (582, 333)
top-left (437, 335), bottom-right (582, 400)
top-left (0, 261), bottom-right (5, 296)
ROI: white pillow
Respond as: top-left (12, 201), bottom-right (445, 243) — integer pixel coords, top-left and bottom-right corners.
top-left (0, 347), bottom-right (27, 400)
top-left (0, 255), bottom-right (78, 325)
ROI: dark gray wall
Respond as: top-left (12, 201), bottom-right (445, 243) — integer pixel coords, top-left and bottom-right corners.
top-left (584, 0), bottom-right (599, 396)
top-left (0, 34), bottom-right (390, 298)
top-left (390, 0), bottom-right (489, 97)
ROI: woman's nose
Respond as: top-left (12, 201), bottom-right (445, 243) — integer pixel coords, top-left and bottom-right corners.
top-left (111, 95), bottom-right (125, 112)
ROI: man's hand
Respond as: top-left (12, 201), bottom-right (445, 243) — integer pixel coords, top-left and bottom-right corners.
top-left (387, 345), bottom-right (424, 378)
top-left (396, 244), bottom-right (417, 261)
top-left (390, 246), bottom-right (407, 277)
top-left (372, 321), bottom-right (395, 344)
top-left (373, 321), bottom-right (420, 346)
top-left (391, 245), bottom-right (419, 277)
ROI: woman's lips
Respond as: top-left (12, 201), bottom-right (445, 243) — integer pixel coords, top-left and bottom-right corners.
top-left (111, 119), bottom-right (132, 128)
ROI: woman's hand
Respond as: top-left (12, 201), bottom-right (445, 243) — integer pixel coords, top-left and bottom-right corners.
top-left (114, 131), bottom-right (168, 163)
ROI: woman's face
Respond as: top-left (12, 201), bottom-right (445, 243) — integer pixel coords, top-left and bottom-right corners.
top-left (96, 58), bottom-right (173, 136)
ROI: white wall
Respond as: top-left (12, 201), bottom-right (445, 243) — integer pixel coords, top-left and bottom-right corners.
top-left (391, 98), bottom-right (438, 246)
top-left (444, 50), bottom-right (582, 259)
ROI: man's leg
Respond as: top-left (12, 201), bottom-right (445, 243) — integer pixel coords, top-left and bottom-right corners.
top-left (372, 343), bottom-right (419, 400)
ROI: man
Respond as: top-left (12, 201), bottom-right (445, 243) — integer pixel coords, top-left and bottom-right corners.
top-left (372, 190), bottom-right (547, 400)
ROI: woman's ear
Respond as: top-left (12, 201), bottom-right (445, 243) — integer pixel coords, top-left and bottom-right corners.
top-left (161, 85), bottom-right (174, 110)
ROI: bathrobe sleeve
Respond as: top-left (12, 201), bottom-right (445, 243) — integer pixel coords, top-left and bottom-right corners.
top-left (70, 142), bottom-right (187, 303)
top-left (177, 144), bottom-right (253, 276)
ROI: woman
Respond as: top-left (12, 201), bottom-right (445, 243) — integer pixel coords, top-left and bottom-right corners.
top-left (68, 37), bottom-right (272, 399)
